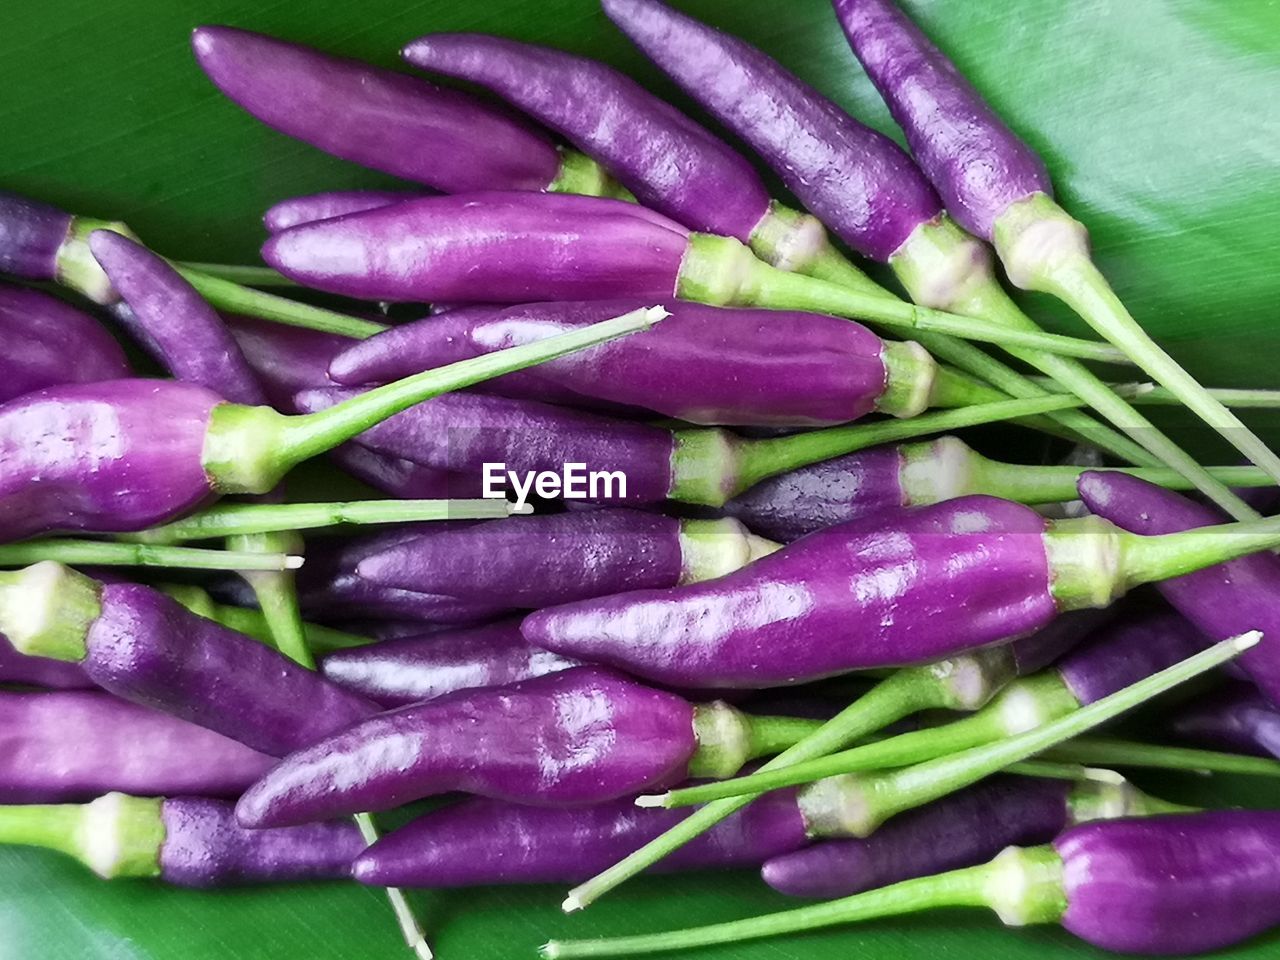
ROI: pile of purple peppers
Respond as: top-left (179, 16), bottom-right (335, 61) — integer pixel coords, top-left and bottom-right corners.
top-left (3, 2), bottom-right (1280, 959)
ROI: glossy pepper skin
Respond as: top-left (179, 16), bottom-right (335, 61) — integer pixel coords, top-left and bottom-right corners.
top-left (831, 0), bottom-right (1051, 242)
top-left (235, 667), bottom-right (699, 826)
top-left (0, 379), bottom-right (222, 541)
top-left (355, 509), bottom-right (686, 609)
top-left (0, 691), bottom-right (274, 802)
top-left (292, 389), bottom-right (676, 505)
top-left (192, 26), bottom-right (562, 192)
top-left (262, 192), bottom-right (689, 303)
top-left (1056, 607), bottom-right (1205, 707)
top-left (763, 776), bottom-right (1068, 898)
top-left (263, 191), bottom-right (418, 233)
top-left (329, 300), bottom-right (892, 428)
top-left (0, 192), bottom-right (71, 279)
top-left (400, 34), bottom-right (771, 242)
top-left (1167, 682), bottom-right (1280, 760)
top-left (602, 0), bottom-right (941, 262)
top-left (353, 787), bottom-right (806, 888)
top-left (159, 797), bottom-right (364, 887)
top-left (83, 583), bottom-right (379, 757)
top-left (1078, 471), bottom-right (1280, 706)
top-left (1056, 811), bottom-right (1280, 955)
top-left (320, 620), bottom-right (581, 708)
top-left (0, 283), bottom-right (130, 403)
top-left (90, 232), bottom-right (266, 406)
top-left (524, 497), bottom-right (1055, 688)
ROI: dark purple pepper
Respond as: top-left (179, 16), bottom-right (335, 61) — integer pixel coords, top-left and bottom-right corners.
top-left (263, 191), bottom-right (420, 233)
top-left (223, 313), bottom-right (351, 413)
top-left (263, 192), bottom-right (689, 303)
top-left (1166, 682), bottom-right (1280, 760)
top-left (329, 300), bottom-right (895, 428)
top-left (0, 283), bottom-right (130, 402)
top-left (602, 0), bottom-right (941, 262)
top-left (159, 797), bottom-right (364, 888)
top-left (235, 667), bottom-right (699, 825)
top-left (0, 192), bottom-right (72, 280)
top-left (192, 26), bottom-right (563, 192)
top-left (0, 635), bottom-right (93, 690)
top-left (762, 776), bottom-right (1068, 898)
top-left (292, 389), bottom-right (677, 505)
top-left (0, 690), bottom-right (274, 802)
top-left (89, 231), bottom-right (266, 406)
top-left (1078, 470), bottom-right (1280, 705)
top-left (1056, 608), bottom-right (1205, 707)
top-left (1057, 812), bottom-right (1280, 954)
top-left (400, 34), bottom-right (771, 242)
top-left (327, 444), bottom-right (479, 500)
top-left (831, 0), bottom-right (1051, 242)
top-left (320, 620), bottom-right (581, 708)
top-left (1007, 606), bottom-right (1116, 678)
top-left (353, 788), bottom-right (806, 888)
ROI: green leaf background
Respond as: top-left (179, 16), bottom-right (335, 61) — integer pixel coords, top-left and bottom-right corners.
top-left (2, 1), bottom-right (1279, 957)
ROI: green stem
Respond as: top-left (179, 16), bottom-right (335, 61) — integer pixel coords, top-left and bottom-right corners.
top-left (1046, 736), bottom-right (1280, 779)
top-left (655, 674), bottom-right (1079, 808)
top-left (994, 194), bottom-right (1280, 486)
top-left (721, 392), bottom-right (1091, 500)
top-left (1116, 510), bottom-right (1280, 587)
top-left (0, 794), bottom-right (164, 880)
top-left (0, 539), bottom-right (301, 571)
top-left (544, 846), bottom-right (1064, 959)
top-left (546, 148), bottom-right (636, 202)
top-left (175, 262), bottom-right (297, 288)
top-left (744, 715), bottom-right (827, 758)
top-left (840, 634), bottom-right (1256, 837)
top-left (231, 529), bottom-right (312, 668)
top-left (204, 306), bottom-right (664, 494)
top-left (562, 661), bottom-right (996, 911)
top-left (173, 264), bottom-right (387, 339)
top-left (773, 239), bottom-right (1155, 464)
top-left (122, 499), bottom-right (510, 544)
top-left (1030, 378), bottom-right (1280, 409)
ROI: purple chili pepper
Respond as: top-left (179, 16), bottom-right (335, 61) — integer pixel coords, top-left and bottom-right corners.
top-left (353, 788), bottom-right (806, 888)
top-left (0, 565), bottom-right (378, 758)
top-left (524, 494), bottom-right (1280, 688)
top-left (263, 191), bottom-right (421, 233)
top-left (192, 26), bottom-right (614, 196)
top-left (235, 665), bottom-right (824, 826)
top-left (550, 811), bottom-right (1280, 957)
top-left (0, 690), bottom-right (274, 802)
top-left (0, 193), bottom-right (73, 281)
top-left (328, 299), bottom-right (988, 427)
top-left (355, 509), bottom-right (776, 610)
top-left (0, 283), bottom-right (130, 403)
top-left (761, 774), bottom-right (1186, 899)
top-left (0, 792), bottom-right (363, 887)
top-left (829, 0), bottom-right (1280, 491)
top-left (1166, 682), bottom-right (1280, 760)
top-left (1078, 470), bottom-right (1280, 706)
top-left (0, 635), bottom-right (93, 690)
top-left (319, 620), bottom-right (580, 708)
top-left (0, 306), bottom-right (654, 541)
top-left (90, 231), bottom-right (266, 405)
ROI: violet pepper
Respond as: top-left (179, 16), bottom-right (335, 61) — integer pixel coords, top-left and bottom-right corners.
top-left (0, 690), bottom-right (273, 802)
top-left (1078, 470), bottom-right (1280, 705)
top-left (605, 0), bottom-right (1252, 515)
top-left (263, 191), bottom-right (421, 233)
top-left (0, 283), bottom-right (129, 403)
top-left (328, 299), bottom-right (1002, 426)
top-left (193, 26), bottom-right (630, 199)
top-left (829, 0), bottom-right (1280, 499)
top-left (0, 792), bottom-right (363, 887)
top-left (724, 435), bottom-right (1275, 541)
top-left (0, 306), bottom-right (655, 540)
top-left (1166, 682), bottom-right (1280, 760)
top-left (234, 665), bottom-right (826, 827)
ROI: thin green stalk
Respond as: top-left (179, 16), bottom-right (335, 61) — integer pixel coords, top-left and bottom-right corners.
top-left (969, 457), bottom-right (1276, 506)
top-left (176, 262), bottom-right (297, 287)
top-left (1030, 378), bottom-right (1280, 409)
top-left (1045, 736), bottom-right (1280, 778)
top-left (122, 499), bottom-right (510, 544)
top-left (0, 540), bottom-right (300, 571)
top-left (744, 715), bottom-right (826, 758)
top-left (1120, 510), bottom-right (1280, 586)
top-left (231, 529), bottom-right (312, 667)
top-left (174, 264), bottom-right (388, 339)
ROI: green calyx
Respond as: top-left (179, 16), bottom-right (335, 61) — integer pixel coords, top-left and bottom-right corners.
top-left (677, 517), bottom-right (778, 583)
top-left (1043, 515), bottom-right (1130, 612)
top-left (746, 202), bottom-right (836, 278)
top-left (686, 702), bottom-right (825, 779)
top-left (546, 148), bottom-right (636, 201)
top-left (202, 306), bottom-right (664, 494)
top-left (1066, 777), bottom-right (1197, 824)
top-left (876, 340), bottom-right (939, 418)
top-left (0, 793), bottom-right (164, 881)
top-left (54, 216), bottom-right (137, 304)
top-left (0, 562), bottom-right (101, 662)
